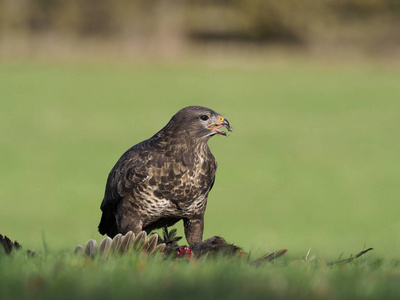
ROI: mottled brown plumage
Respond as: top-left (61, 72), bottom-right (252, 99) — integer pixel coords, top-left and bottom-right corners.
top-left (98, 106), bottom-right (231, 246)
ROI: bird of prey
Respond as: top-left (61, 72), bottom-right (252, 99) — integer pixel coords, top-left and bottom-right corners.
top-left (98, 106), bottom-right (231, 247)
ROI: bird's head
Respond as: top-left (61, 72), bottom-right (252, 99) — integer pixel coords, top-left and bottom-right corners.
top-left (167, 106), bottom-right (232, 141)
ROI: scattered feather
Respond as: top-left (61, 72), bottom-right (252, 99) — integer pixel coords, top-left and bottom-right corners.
top-left (99, 237), bottom-right (112, 258)
top-left (84, 239), bottom-right (98, 257)
top-left (327, 248), bottom-right (373, 266)
top-left (110, 234), bottom-right (122, 254)
top-left (74, 245), bottom-right (84, 255)
top-left (118, 231), bottom-right (135, 254)
top-left (140, 234), bottom-right (158, 253)
top-left (132, 231), bottom-right (147, 250)
top-left (251, 249), bottom-right (288, 266)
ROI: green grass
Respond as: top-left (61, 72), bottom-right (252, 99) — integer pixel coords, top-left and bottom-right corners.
top-left (0, 59), bottom-right (399, 298)
top-left (1, 249), bottom-right (399, 300)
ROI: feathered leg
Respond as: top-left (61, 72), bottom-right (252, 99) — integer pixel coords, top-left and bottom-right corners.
top-left (183, 217), bottom-right (204, 247)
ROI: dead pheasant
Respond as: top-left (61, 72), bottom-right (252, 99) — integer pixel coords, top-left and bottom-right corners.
top-left (1, 231), bottom-right (372, 266)
top-left (74, 227), bottom-right (287, 264)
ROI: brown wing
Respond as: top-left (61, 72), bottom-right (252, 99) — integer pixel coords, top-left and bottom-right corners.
top-left (99, 139), bottom-right (161, 236)
top-left (100, 140), bottom-right (154, 210)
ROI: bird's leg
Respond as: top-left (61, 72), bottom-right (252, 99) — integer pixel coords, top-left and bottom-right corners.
top-left (183, 217), bottom-right (204, 247)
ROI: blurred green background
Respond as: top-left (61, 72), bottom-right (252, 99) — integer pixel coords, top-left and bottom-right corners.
top-left (0, 0), bottom-right (399, 258)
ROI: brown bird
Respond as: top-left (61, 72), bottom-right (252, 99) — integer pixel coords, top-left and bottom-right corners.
top-left (98, 106), bottom-right (231, 247)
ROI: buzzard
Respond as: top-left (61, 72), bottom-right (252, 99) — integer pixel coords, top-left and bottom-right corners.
top-left (98, 106), bottom-right (231, 246)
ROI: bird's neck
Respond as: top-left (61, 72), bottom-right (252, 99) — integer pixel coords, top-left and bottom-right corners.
top-left (150, 130), bottom-right (212, 165)
top-left (153, 125), bottom-right (210, 149)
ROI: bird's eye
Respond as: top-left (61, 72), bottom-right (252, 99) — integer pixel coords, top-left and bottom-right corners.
top-left (200, 115), bottom-right (209, 121)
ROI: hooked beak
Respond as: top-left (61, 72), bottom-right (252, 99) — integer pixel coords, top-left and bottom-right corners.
top-left (207, 115), bottom-right (232, 136)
